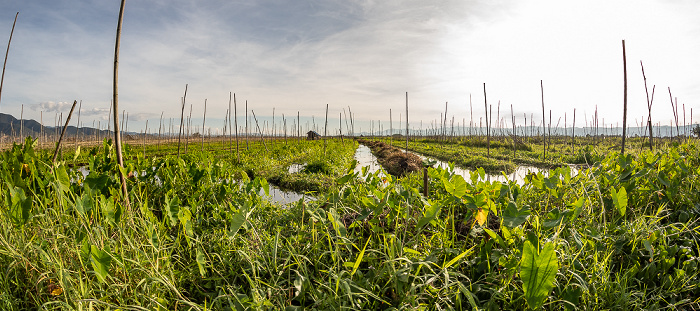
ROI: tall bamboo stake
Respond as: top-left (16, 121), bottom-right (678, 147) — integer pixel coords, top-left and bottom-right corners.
top-left (186, 103), bottom-right (192, 154)
top-left (405, 92), bottom-right (409, 154)
top-left (112, 0), bottom-right (129, 205)
top-left (541, 80), bottom-right (546, 160)
top-left (0, 12), bottom-right (18, 109)
top-left (143, 119), bottom-right (148, 157)
top-left (389, 109), bottom-right (393, 147)
top-left (245, 100), bottom-right (249, 150)
top-left (157, 111), bottom-right (163, 153)
top-left (234, 94), bottom-right (239, 163)
top-left (53, 101), bottom-right (77, 162)
top-left (621, 40), bottom-right (628, 155)
top-left (251, 110), bottom-right (268, 152)
top-left (323, 104), bottom-right (329, 155)
top-left (20, 104), bottom-right (23, 140)
top-left (511, 104), bottom-right (515, 159)
top-left (199, 99), bottom-right (207, 152)
top-left (572, 109), bottom-right (576, 154)
top-left (483, 83), bottom-right (490, 157)
top-left (75, 100), bottom-right (82, 149)
top-left (228, 93), bottom-right (232, 153)
top-left (641, 61), bottom-right (654, 150)
top-left (177, 84), bottom-right (187, 158)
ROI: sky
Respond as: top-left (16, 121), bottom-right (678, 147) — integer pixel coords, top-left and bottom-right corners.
top-left (0, 0), bottom-right (698, 135)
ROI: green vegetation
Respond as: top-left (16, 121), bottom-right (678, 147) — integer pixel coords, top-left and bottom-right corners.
top-left (31, 137), bottom-right (358, 194)
top-left (1, 136), bottom-right (699, 309)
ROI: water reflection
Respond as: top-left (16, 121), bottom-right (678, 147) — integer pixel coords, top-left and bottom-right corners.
top-left (288, 163), bottom-right (306, 174)
top-left (353, 144), bottom-right (385, 176)
top-left (355, 144), bottom-right (577, 185)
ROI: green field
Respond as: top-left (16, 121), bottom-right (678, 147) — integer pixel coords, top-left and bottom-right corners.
top-left (0, 136), bottom-right (699, 309)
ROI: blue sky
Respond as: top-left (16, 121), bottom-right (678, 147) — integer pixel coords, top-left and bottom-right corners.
top-left (0, 0), bottom-right (698, 135)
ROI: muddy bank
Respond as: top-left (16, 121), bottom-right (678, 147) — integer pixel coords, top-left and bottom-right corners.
top-left (357, 139), bottom-right (422, 176)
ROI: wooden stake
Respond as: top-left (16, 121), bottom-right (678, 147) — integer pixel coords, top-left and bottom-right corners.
top-left (0, 12), bottom-right (18, 108)
top-left (541, 80), bottom-right (546, 160)
top-left (323, 103), bottom-right (329, 155)
top-left (234, 94), bottom-right (240, 163)
top-left (621, 40), bottom-right (628, 155)
top-left (177, 84), bottom-right (187, 158)
top-left (53, 101), bottom-right (77, 162)
top-left (641, 61), bottom-right (654, 150)
top-left (483, 83), bottom-right (490, 157)
top-left (112, 0), bottom-right (129, 206)
top-left (405, 92), bottom-right (409, 154)
top-left (197, 99), bottom-right (205, 152)
top-left (251, 109), bottom-right (268, 152)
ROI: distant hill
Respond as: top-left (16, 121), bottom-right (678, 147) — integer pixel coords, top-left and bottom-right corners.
top-left (0, 112), bottom-right (111, 139)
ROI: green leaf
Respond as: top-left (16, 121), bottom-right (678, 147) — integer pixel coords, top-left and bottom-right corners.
top-left (502, 202), bottom-right (530, 228)
top-left (448, 174), bottom-right (467, 198)
top-left (442, 177), bottom-right (454, 195)
top-left (543, 208), bottom-right (564, 229)
top-left (178, 206), bottom-right (194, 237)
top-left (56, 165), bottom-right (71, 193)
top-left (196, 248), bottom-right (206, 277)
top-left (259, 178), bottom-right (269, 197)
top-left (611, 187), bottom-right (627, 217)
top-left (90, 245), bottom-right (112, 283)
top-left (5, 183), bottom-right (31, 227)
top-left (100, 195), bottom-right (120, 225)
top-left (350, 237), bottom-right (371, 276)
top-left (166, 192), bottom-right (180, 226)
top-left (568, 197), bottom-right (584, 221)
top-left (484, 228), bottom-right (506, 249)
top-left (337, 173), bottom-right (354, 185)
top-left (417, 200), bottom-right (441, 229)
top-left (328, 208), bottom-right (347, 238)
top-left (443, 245), bottom-right (476, 269)
top-left (73, 146), bottom-right (81, 161)
top-left (228, 202), bottom-right (254, 239)
top-left (657, 172), bottom-right (671, 188)
top-left (521, 241), bottom-right (559, 310)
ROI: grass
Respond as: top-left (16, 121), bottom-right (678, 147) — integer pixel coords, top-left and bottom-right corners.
top-left (0, 136), bottom-right (699, 309)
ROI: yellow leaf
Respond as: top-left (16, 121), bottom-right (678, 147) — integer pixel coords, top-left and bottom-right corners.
top-left (51, 287), bottom-right (63, 296)
top-left (475, 208), bottom-right (488, 226)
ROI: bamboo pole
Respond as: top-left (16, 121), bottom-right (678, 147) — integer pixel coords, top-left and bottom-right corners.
top-left (389, 109), bottom-right (393, 147)
top-left (621, 40), bottom-right (628, 155)
top-left (572, 109), bottom-right (576, 154)
top-left (245, 100), bottom-right (249, 150)
top-left (484, 83), bottom-right (490, 157)
top-left (228, 92), bottom-right (232, 153)
top-left (511, 104), bottom-right (515, 159)
top-left (75, 100), bottom-right (82, 150)
top-left (112, 0), bottom-right (129, 206)
top-left (641, 61), bottom-right (654, 150)
top-left (177, 84), bottom-right (187, 158)
top-left (251, 109), bottom-right (268, 152)
top-left (323, 103), bottom-right (329, 155)
top-left (405, 92), bottom-right (409, 154)
top-left (20, 104), bottom-right (23, 141)
top-left (186, 103), bottom-right (192, 154)
top-left (143, 119), bottom-right (148, 157)
top-left (52, 101), bottom-right (77, 163)
top-left (201, 99), bottom-right (207, 152)
top-left (541, 80), bottom-right (546, 160)
top-left (234, 94), bottom-right (240, 163)
top-left (0, 12), bottom-right (18, 109)
top-left (158, 111), bottom-right (163, 153)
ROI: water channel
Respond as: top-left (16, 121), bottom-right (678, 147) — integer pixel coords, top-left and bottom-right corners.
top-left (76, 144), bottom-right (574, 206)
